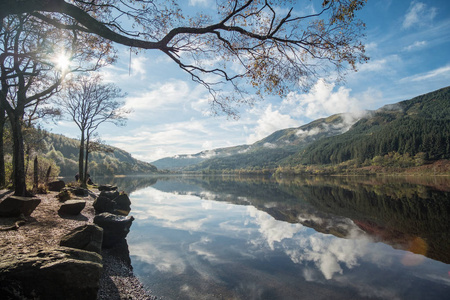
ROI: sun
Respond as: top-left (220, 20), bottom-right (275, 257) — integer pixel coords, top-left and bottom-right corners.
top-left (54, 51), bottom-right (71, 72)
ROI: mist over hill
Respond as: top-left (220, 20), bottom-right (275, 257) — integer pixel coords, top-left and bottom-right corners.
top-left (152, 113), bottom-right (358, 171)
top-left (153, 86), bottom-right (450, 173)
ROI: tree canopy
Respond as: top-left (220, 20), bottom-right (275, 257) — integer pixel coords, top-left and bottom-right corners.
top-left (61, 74), bottom-right (128, 185)
top-left (0, 12), bottom-right (112, 194)
top-left (1, 0), bottom-right (368, 115)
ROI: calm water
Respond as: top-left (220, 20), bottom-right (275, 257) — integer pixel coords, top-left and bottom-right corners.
top-left (109, 175), bottom-right (450, 300)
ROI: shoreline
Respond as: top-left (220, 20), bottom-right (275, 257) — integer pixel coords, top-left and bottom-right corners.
top-left (0, 189), bottom-right (155, 299)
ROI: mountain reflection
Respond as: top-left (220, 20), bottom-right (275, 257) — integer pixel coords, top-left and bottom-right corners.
top-left (121, 175), bottom-right (450, 264)
top-left (121, 175), bottom-right (450, 300)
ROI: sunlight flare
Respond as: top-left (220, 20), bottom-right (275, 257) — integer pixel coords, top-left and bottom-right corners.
top-left (53, 51), bottom-right (71, 72)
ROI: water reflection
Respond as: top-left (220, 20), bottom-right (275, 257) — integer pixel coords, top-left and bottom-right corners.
top-left (116, 176), bottom-right (450, 299)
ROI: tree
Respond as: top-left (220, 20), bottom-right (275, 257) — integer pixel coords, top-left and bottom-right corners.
top-left (1, 0), bottom-right (368, 116)
top-left (61, 74), bottom-right (128, 186)
top-left (0, 93), bottom-right (6, 187)
top-left (0, 14), bottom-right (112, 195)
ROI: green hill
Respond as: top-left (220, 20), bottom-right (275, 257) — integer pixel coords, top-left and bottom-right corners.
top-left (43, 132), bottom-right (157, 177)
top-left (154, 113), bottom-right (359, 171)
top-left (155, 86), bottom-right (450, 173)
top-left (286, 86), bottom-right (450, 166)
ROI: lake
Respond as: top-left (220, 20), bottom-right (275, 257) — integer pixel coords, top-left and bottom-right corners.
top-left (106, 175), bottom-right (450, 300)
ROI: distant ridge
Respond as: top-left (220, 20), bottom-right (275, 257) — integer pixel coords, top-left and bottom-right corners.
top-left (153, 86), bottom-right (450, 172)
top-left (44, 132), bottom-right (158, 176)
top-left (287, 86), bottom-right (450, 166)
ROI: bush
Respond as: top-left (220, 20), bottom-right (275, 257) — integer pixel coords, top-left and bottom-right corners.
top-left (57, 190), bottom-right (71, 202)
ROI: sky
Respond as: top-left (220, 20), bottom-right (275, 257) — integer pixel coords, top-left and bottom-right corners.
top-left (48, 0), bottom-right (450, 163)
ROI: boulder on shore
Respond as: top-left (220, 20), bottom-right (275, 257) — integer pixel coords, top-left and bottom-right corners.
top-left (99, 190), bottom-right (120, 200)
top-left (0, 196), bottom-right (41, 217)
top-left (98, 184), bottom-right (118, 192)
top-left (47, 180), bottom-right (66, 192)
top-left (94, 213), bottom-right (134, 248)
top-left (93, 196), bottom-right (115, 214)
top-left (58, 200), bottom-right (86, 215)
top-left (0, 247), bottom-right (102, 300)
top-left (72, 187), bottom-right (88, 197)
top-left (112, 194), bottom-right (131, 216)
top-left (60, 224), bottom-right (103, 254)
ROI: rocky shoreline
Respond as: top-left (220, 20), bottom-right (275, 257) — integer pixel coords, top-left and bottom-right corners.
top-left (0, 185), bottom-right (156, 299)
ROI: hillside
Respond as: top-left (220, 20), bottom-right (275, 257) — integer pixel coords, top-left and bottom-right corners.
top-left (154, 86), bottom-right (450, 173)
top-left (285, 86), bottom-right (450, 166)
top-left (153, 113), bottom-right (358, 171)
top-left (43, 132), bottom-right (158, 176)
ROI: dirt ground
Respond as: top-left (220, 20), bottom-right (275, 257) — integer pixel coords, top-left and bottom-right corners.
top-left (0, 189), bottom-right (155, 299)
top-left (0, 190), bottom-right (96, 259)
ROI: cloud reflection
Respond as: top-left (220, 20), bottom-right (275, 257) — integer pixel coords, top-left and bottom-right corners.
top-left (247, 206), bottom-right (304, 250)
top-left (289, 234), bottom-right (368, 280)
top-left (130, 241), bottom-right (186, 274)
top-left (132, 186), bottom-right (373, 281)
top-left (246, 205), bottom-right (372, 280)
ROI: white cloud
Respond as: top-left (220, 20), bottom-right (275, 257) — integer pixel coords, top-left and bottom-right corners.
top-left (103, 120), bottom-right (213, 161)
top-left (124, 80), bottom-right (193, 114)
top-left (281, 79), bottom-right (366, 121)
top-left (400, 65), bottom-right (450, 82)
top-left (403, 2), bottom-right (437, 29)
top-left (263, 142), bottom-right (277, 149)
top-left (296, 127), bottom-right (322, 138)
top-left (403, 40), bottom-right (427, 51)
top-left (130, 55), bottom-right (147, 77)
top-left (358, 58), bottom-right (388, 72)
top-left (246, 104), bottom-right (301, 144)
top-left (356, 55), bottom-right (400, 74)
top-left (202, 141), bottom-right (213, 150)
top-left (189, 0), bottom-right (210, 6)
top-left (364, 42), bottom-right (378, 53)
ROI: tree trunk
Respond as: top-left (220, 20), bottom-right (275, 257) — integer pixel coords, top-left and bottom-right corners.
top-left (33, 156), bottom-right (38, 192)
top-left (0, 109), bottom-right (5, 187)
top-left (24, 145), bottom-right (31, 178)
top-left (78, 129), bottom-right (85, 185)
top-left (45, 165), bottom-right (52, 184)
top-left (83, 135), bottom-right (90, 187)
top-left (10, 114), bottom-right (27, 196)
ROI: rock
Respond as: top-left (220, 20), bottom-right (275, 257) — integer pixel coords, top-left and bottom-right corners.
top-left (0, 196), bottom-right (41, 217)
top-left (47, 180), bottom-right (66, 192)
top-left (58, 200), bottom-right (86, 215)
top-left (56, 189), bottom-right (71, 202)
top-left (99, 190), bottom-right (119, 200)
top-left (105, 239), bottom-right (131, 266)
top-left (112, 194), bottom-right (131, 215)
top-left (98, 184), bottom-right (118, 192)
top-left (94, 213), bottom-right (134, 248)
top-left (0, 247), bottom-right (102, 300)
top-left (94, 193), bottom-right (132, 216)
top-left (113, 208), bottom-right (131, 216)
top-left (93, 196), bottom-right (114, 214)
top-left (60, 224), bottom-right (103, 254)
top-left (72, 187), bottom-right (88, 197)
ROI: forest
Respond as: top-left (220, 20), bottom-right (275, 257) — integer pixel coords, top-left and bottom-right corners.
top-left (178, 86), bottom-right (450, 174)
top-left (1, 127), bottom-right (157, 186)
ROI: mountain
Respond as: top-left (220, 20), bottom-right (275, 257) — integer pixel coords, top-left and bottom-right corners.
top-left (43, 132), bottom-right (158, 176)
top-left (285, 86), bottom-right (450, 166)
top-left (152, 145), bottom-right (249, 170)
top-left (153, 112), bottom-right (361, 171)
top-left (154, 86), bottom-right (450, 172)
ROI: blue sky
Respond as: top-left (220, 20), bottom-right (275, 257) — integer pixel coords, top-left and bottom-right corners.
top-left (50, 0), bottom-right (450, 163)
